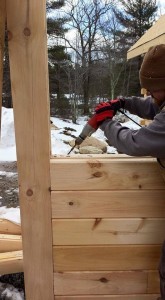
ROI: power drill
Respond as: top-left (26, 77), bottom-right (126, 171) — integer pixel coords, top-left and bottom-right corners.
top-left (67, 103), bottom-right (141, 155)
top-left (67, 114), bottom-right (98, 154)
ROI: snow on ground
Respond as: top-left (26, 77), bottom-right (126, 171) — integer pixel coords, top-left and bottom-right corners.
top-left (0, 282), bottom-right (24, 300)
top-left (0, 106), bottom-right (141, 159)
top-left (0, 206), bottom-right (20, 224)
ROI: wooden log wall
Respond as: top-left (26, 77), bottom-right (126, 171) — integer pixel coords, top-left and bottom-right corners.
top-left (50, 156), bottom-right (165, 299)
top-left (0, 219), bottom-right (23, 275)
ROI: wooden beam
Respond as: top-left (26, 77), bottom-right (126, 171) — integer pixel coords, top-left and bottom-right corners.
top-left (50, 158), bottom-right (165, 190)
top-left (52, 218), bottom-right (165, 245)
top-left (0, 0), bottom-right (5, 138)
top-left (53, 245), bottom-right (161, 271)
top-left (0, 234), bottom-right (22, 252)
top-left (0, 250), bottom-right (23, 275)
top-left (51, 190), bottom-right (165, 218)
top-left (0, 219), bottom-right (21, 235)
top-left (55, 295), bottom-right (160, 300)
top-left (54, 270), bottom-right (159, 295)
top-left (6, 1), bottom-right (54, 299)
top-left (127, 15), bottom-right (165, 59)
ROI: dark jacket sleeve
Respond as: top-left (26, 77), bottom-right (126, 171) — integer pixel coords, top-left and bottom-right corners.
top-left (124, 96), bottom-right (159, 119)
top-left (100, 109), bottom-right (165, 159)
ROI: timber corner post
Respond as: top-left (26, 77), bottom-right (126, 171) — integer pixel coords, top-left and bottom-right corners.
top-left (6, 1), bottom-right (54, 300)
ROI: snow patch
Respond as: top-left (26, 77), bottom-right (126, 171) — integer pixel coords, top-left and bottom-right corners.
top-left (0, 206), bottom-right (20, 224)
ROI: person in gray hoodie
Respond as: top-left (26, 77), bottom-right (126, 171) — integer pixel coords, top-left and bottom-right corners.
top-left (94, 44), bottom-right (165, 300)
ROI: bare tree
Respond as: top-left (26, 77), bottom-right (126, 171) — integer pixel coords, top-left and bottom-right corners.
top-left (63, 0), bottom-right (113, 114)
top-left (100, 12), bottom-right (127, 99)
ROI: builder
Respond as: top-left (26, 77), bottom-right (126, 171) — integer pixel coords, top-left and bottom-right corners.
top-left (94, 44), bottom-right (165, 300)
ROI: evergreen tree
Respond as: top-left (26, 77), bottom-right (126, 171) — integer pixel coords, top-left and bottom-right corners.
top-left (47, 0), bottom-right (72, 117)
top-left (113, 0), bottom-right (158, 96)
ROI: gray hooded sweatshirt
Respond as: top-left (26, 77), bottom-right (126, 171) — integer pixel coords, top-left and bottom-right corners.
top-left (100, 96), bottom-right (165, 159)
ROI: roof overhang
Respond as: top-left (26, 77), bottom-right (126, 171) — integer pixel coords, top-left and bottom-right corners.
top-left (127, 14), bottom-right (165, 60)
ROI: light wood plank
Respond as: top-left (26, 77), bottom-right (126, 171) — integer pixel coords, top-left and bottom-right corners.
top-left (0, 234), bottom-right (22, 252)
top-left (55, 295), bottom-right (160, 300)
top-left (54, 271), bottom-right (148, 295)
top-left (51, 190), bottom-right (165, 218)
top-left (53, 245), bottom-right (161, 271)
top-left (0, 219), bottom-right (21, 235)
top-left (0, 0), bottom-right (5, 137)
top-left (52, 218), bottom-right (165, 245)
top-left (6, 1), bottom-right (54, 300)
top-left (50, 158), bottom-right (165, 190)
top-left (0, 250), bottom-right (23, 275)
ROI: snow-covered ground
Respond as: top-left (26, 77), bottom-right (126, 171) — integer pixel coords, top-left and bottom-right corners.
top-left (1, 106), bottom-right (141, 159)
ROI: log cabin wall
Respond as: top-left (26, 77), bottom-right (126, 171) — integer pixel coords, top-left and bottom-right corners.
top-left (51, 156), bottom-right (165, 299)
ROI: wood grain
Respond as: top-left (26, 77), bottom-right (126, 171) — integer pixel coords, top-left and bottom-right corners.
top-left (55, 295), bottom-right (159, 300)
top-left (54, 270), bottom-right (159, 295)
top-left (6, 1), bottom-right (54, 299)
top-left (0, 250), bottom-right (23, 275)
top-left (50, 158), bottom-right (165, 190)
top-left (51, 190), bottom-right (165, 218)
top-left (0, 219), bottom-right (21, 235)
top-left (53, 245), bottom-right (161, 271)
top-left (0, 234), bottom-right (22, 252)
top-left (52, 218), bottom-right (165, 245)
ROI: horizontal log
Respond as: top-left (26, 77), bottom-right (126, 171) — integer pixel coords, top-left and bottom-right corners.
top-left (148, 270), bottom-right (160, 293)
top-left (0, 219), bottom-right (21, 235)
top-left (53, 245), bottom-right (161, 271)
top-left (54, 270), bottom-right (159, 295)
top-left (0, 234), bottom-right (22, 252)
top-left (55, 295), bottom-right (160, 300)
top-left (50, 158), bottom-right (165, 190)
top-left (0, 250), bottom-right (23, 275)
top-left (51, 190), bottom-right (165, 218)
top-left (52, 218), bottom-right (165, 245)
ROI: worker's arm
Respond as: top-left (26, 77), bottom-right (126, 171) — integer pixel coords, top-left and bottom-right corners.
top-left (123, 95), bottom-right (159, 120)
top-left (100, 109), bottom-right (165, 159)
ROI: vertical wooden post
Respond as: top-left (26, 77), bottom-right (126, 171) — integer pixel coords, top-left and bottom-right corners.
top-left (0, 1), bottom-right (6, 138)
top-left (6, 1), bottom-right (54, 300)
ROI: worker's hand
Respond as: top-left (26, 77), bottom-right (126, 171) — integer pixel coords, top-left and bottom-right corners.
top-left (95, 102), bottom-right (115, 124)
top-left (108, 97), bottom-right (125, 112)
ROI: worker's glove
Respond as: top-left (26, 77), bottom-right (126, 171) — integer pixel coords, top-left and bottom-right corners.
top-left (108, 97), bottom-right (125, 112)
top-left (95, 102), bottom-right (115, 124)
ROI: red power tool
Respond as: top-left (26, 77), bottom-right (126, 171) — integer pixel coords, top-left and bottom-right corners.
top-left (67, 102), bottom-right (141, 155)
top-left (67, 115), bottom-right (98, 154)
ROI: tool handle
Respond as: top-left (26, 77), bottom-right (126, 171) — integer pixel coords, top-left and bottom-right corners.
top-left (75, 114), bottom-right (98, 146)
top-left (87, 114), bottom-right (98, 130)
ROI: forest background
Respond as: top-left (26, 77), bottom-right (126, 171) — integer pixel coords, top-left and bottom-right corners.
top-left (2, 0), bottom-right (165, 122)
